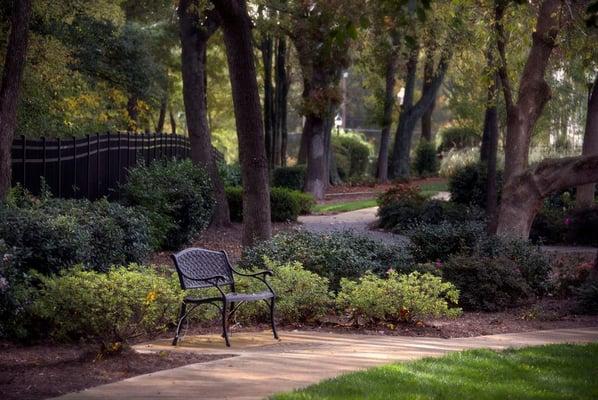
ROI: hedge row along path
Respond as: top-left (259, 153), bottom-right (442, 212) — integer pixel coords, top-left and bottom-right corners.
top-left (54, 327), bottom-right (598, 400)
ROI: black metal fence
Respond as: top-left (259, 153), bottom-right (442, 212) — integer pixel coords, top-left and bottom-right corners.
top-left (11, 132), bottom-right (192, 200)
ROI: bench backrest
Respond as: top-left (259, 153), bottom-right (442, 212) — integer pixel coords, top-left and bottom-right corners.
top-left (171, 248), bottom-right (234, 290)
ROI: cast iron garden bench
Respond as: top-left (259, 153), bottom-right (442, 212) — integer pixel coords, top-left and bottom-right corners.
top-left (171, 247), bottom-right (278, 347)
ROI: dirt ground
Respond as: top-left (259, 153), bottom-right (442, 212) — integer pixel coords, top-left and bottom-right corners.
top-left (0, 343), bottom-right (233, 400)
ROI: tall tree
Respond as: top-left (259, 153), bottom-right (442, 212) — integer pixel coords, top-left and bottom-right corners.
top-left (274, 35), bottom-right (289, 166)
top-left (420, 34), bottom-right (437, 142)
top-left (495, 0), bottom-right (598, 237)
top-left (178, 0), bottom-right (231, 227)
top-left (211, 0), bottom-right (272, 245)
top-left (575, 74), bottom-right (598, 208)
top-left (0, 0), bottom-right (32, 200)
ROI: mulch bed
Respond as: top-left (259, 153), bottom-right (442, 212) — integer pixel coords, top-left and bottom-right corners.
top-left (0, 344), bottom-right (233, 400)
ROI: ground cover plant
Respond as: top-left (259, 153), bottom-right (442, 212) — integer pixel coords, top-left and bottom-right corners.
top-left (270, 344), bottom-right (598, 400)
top-left (225, 186), bottom-right (314, 222)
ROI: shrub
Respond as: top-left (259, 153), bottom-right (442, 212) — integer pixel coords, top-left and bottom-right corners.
top-left (239, 231), bottom-right (413, 290)
top-left (530, 207), bottom-right (567, 245)
top-left (336, 271), bottom-right (461, 326)
top-left (574, 274), bottom-right (598, 314)
top-left (332, 136), bottom-right (370, 179)
top-left (218, 163), bottom-right (242, 187)
top-left (122, 159), bottom-right (214, 249)
top-left (0, 197), bottom-right (151, 274)
top-left (438, 126), bottom-right (480, 152)
top-left (226, 186), bottom-right (312, 222)
top-left (565, 207), bottom-right (598, 246)
top-left (272, 165), bottom-right (306, 191)
top-left (549, 257), bottom-right (594, 297)
top-left (442, 255), bottom-right (533, 311)
top-left (439, 147), bottom-right (480, 178)
top-left (413, 140), bottom-right (438, 176)
top-left (32, 265), bottom-right (182, 350)
top-left (377, 184), bottom-right (423, 209)
top-left (449, 162), bottom-right (503, 208)
top-left (407, 221), bottom-right (486, 263)
top-left (237, 259), bottom-right (333, 324)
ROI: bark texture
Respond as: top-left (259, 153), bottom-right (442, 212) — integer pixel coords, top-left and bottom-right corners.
top-left (0, 0), bottom-right (32, 200)
top-left (212, 0), bottom-right (272, 245)
top-left (421, 38), bottom-right (436, 142)
top-left (375, 38), bottom-right (400, 184)
top-left (274, 36), bottom-right (289, 166)
top-left (179, 0), bottom-right (231, 227)
top-left (575, 75), bottom-right (598, 208)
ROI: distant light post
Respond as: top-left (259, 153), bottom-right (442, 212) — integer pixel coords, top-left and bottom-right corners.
top-left (397, 87), bottom-right (405, 107)
top-left (334, 114), bottom-right (343, 135)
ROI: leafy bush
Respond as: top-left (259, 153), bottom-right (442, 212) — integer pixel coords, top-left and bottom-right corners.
top-left (407, 221), bottom-right (486, 263)
top-left (336, 271), bottom-right (461, 325)
top-left (449, 162), bottom-right (503, 208)
top-left (32, 265), bottom-right (182, 350)
top-left (439, 147), bottom-right (480, 178)
top-left (565, 207), bottom-right (598, 246)
top-left (239, 231), bottom-right (413, 290)
top-left (413, 140), bottom-right (438, 176)
top-left (218, 163), bottom-right (242, 187)
top-left (442, 255), bottom-right (533, 311)
top-left (226, 186), bottom-right (313, 222)
top-left (530, 207), bottom-right (567, 244)
top-left (549, 257), bottom-right (594, 297)
top-left (272, 165), bottom-right (306, 191)
top-left (332, 136), bottom-right (371, 180)
top-left (377, 183), bottom-right (423, 209)
top-left (237, 259), bottom-right (333, 324)
top-left (438, 126), bottom-right (480, 152)
top-left (0, 196), bottom-right (151, 274)
top-left (574, 274), bottom-right (598, 314)
top-left (122, 159), bottom-right (214, 249)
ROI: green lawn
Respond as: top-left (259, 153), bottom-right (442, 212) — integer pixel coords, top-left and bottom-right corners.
top-left (312, 181), bottom-right (449, 214)
top-left (271, 344), bottom-right (598, 400)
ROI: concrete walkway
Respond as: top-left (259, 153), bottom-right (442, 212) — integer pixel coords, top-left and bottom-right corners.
top-left (56, 327), bottom-right (598, 400)
top-left (297, 207), bottom-right (408, 246)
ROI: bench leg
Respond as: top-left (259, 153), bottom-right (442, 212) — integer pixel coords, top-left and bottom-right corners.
top-left (172, 302), bottom-right (187, 346)
top-left (270, 298), bottom-right (278, 340)
top-left (221, 301), bottom-right (231, 347)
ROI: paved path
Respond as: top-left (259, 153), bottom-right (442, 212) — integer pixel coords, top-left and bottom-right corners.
top-left (297, 207), bottom-right (408, 246)
top-left (56, 327), bottom-right (598, 400)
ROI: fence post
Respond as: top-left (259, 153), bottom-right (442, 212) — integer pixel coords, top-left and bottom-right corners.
top-left (72, 137), bottom-right (77, 197)
top-left (153, 132), bottom-right (157, 161)
top-left (106, 132), bottom-right (111, 196)
top-left (96, 132), bottom-right (100, 199)
top-left (41, 136), bottom-right (47, 187)
top-left (86, 134), bottom-right (91, 197)
top-left (57, 138), bottom-right (62, 197)
top-left (21, 135), bottom-right (26, 186)
top-left (117, 132), bottom-right (122, 199)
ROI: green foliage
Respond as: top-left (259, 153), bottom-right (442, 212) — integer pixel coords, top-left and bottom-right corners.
top-left (332, 135), bottom-right (371, 180)
top-left (237, 259), bottom-right (333, 324)
top-left (407, 221), bottom-right (486, 263)
top-left (336, 271), bottom-right (461, 325)
top-left (31, 265), bottom-right (182, 350)
top-left (226, 187), bottom-right (314, 222)
top-left (574, 274), bottom-right (598, 314)
top-left (438, 147), bottom-right (481, 178)
top-left (218, 163), bottom-right (242, 187)
top-left (565, 207), bottom-right (598, 246)
top-left (376, 184), bottom-right (424, 209)
top-left (531, 204), bottom-right (598, 247)
top-left (122, 160), bottom-right (214, 249)
top-left (438, 126), bottom-right (480, 152)
top-left (442, 255), bottom-right (533, 311)
top-left (272, 165), bottom-right (307, 191)
top-left (449, 162), bottom-right (503, 208)
top-left (0, 194), bottom-right (151, 274)
top-left (239, 231), bottom-right (413, 290)
top-left (413, 140), bottom-right (439, 176)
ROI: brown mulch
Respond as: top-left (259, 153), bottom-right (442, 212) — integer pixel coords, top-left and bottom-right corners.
top-left (325, 177), bottom-right (446, 195)
top-left (0, 344), bottom-right (233, 400)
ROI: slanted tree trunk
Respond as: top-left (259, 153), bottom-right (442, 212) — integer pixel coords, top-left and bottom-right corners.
top-left (391, 45), bottom-right (450, 179)
top-left (212, 0), bottom-right (271, 245)
top-left (376, 37), bottom-right (400, 184)
top-left (127, 96), bottom-right (139, 131)
top-left (575, 75), bottom-right (598, 209)
top-left (179, 0), bottom-right (231, 227)
top-left (494, 0), bottom-right (590, 237)
top-left (0, 0), bottom-right (32, 200)
top-left (156, 96), bottom-right (167, 132)
top-left (169, 105), bottom-right (177, 134)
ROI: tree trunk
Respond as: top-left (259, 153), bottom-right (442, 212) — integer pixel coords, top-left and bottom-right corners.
top-left (376, 42), bottom-right (400, 184)
top-left (302, 113), bottom-right (328, 199)
top-left (497, 155), bottom-right (598, 237)
top-left (261, 35), bottom-right (274, 168)
top-left (481, 72), bottom-right (500, 233)
top-left (127, 96), bottom-right (139, 131)
top-left (391, 45), bottom-right (450, 179)
top-left (575, 75), bottom-right (598, 208)
top-left (169, 105), bottom-right (177, 134)
top-left (421, 40), bottom-right (436, 142)
top-left (179, 0), bottom-right (231, 228)
top-left (0, 0), bottom-right (32, 200)
top-left (156, 96), bottom-right (167, 132)
top-left (274, 36), bottom-right (288, 167)
top-left (212, 0), bottom-right (271, 246)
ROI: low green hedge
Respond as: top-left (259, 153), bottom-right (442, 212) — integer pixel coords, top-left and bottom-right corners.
top-left (225, 186), bottom-right (314, 222)
top-left (448, 162), bottom-right (503, 208)
top-left (272, 165), bottom-right (306, 191)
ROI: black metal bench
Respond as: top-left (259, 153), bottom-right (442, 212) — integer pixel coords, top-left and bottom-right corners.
top-left (171, 248), bottom-right (278, 347)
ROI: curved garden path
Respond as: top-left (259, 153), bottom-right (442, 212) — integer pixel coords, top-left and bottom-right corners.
top-left (55, 327), bottom-right (598, 400)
